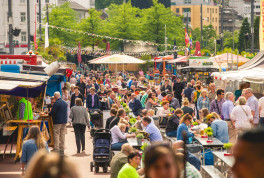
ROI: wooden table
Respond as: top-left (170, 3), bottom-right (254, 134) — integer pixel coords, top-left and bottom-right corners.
top-left (6, 120), bottom-right (41, 160)
top-left (127, 138), bottom-right (150, 149)
top-left (39, 115), bottom-right (54, 147)
top-left (213, 151), bottom-right (235, 175)
top-left (193, 135), bottom-right (223, 165)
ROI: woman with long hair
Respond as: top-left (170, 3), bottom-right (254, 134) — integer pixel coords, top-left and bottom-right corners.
top-left (181, 97), bottom-right (194, 116)
top-left (109, 108), bottom-right (126, 129)
top-left (197, 89), bottom-right (210, 112)
top-left (177, 114), bottom-right (195, 144)
top-left (21, 126), bottom-right (49, 175)
top-left (145, 92), bottom-right (158, 110)
top-left (144, 143), bottom-right (180, 178)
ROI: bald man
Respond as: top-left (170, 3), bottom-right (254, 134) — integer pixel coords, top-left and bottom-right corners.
top-left (49, 92), bottom-right (68, 154)
top-left (110, 143), bottom-right (133, 178)
top-left (173, 141), bottom-right (201, 171)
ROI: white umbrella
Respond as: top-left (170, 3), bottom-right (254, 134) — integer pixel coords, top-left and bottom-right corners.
top-left (90, 54), bottom-right (146, 79)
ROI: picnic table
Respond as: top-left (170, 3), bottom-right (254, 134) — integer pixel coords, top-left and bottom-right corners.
top-left (213, 151), bottom-right (235, 175)
top-left (193, 135), bottom-right (223, 165)
top-left (127, 138), bottom-right (150, 149)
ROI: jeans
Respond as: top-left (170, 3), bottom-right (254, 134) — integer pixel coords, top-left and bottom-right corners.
top-left (111, 141), bottom-right (127, 150)
top-left (166, 131), bottom-right (177, 137)
top-left (73, 124), bottom-right (86, 153)
top-left (53, 124), bottom-right (66, 150)
top-left (260, 117), bottom-right (264, 127)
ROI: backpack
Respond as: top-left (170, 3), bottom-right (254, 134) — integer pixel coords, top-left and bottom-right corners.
top-left (194, 91), bottom-right (201, 102)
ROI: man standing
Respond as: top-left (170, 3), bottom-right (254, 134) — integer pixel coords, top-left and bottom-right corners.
top-left (49, 92), bottom-right (68, 154)
top-left (207, 115), bottom-right (229, 143)
top-left (142, 117), bottom-right (163, 142)
top-left (110, 143), bottom-right (133, 178)
top-left (161, 79), bottom-right (172, 93)
top-left (222, 92), bottom-right (235, 143)
top-left (173, 77), bottom-right (184, 107)
top-left (129, 93), bottom-right (142, 116)
top-left (167, 94), bottom-right (180, 109)
top-left (17, 97), bottom-right (33, 120)
top-left (245, 88), bottom-right (259, 126)
top-left (86, 87), bottom-right (100, 110)
top-left (183, 83), bottom-right (194, 103)
top-left (70, 86), bottom-right (84, 108)
top-left (210, 89), bottom-right (225, 118)
top-left (76, 76), bottom-right (86, 97)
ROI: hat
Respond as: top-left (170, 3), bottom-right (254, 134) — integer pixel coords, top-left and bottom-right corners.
top-left (206, 114), bottom-right (215, 120)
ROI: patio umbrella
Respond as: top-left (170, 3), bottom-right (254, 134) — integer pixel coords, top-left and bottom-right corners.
top-left (90, 54), bottom-right (145, 79)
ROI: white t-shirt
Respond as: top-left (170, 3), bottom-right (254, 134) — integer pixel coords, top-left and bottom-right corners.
top-left (259, 97), bottom-right (264, 117)
top-left (230, 105), bottom-right (253, 129)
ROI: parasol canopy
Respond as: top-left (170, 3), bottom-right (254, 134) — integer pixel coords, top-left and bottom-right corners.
top-left (168, 56), bottom-right (188, 63)
top-left (89, 54), bottom-right (146, 64)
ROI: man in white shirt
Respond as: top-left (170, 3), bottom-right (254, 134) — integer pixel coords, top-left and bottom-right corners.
top-left (258, 92), bottom-right (264, 126)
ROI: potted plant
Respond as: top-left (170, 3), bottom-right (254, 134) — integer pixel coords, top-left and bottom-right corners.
top-left (129, 127), bottom-right (137, 133)
top-left (136, 133), bottom-right (144, 145)
top-left (129, 118), bottom-right (137, 125)
top-left (192, 122), bottom-right (199, 126)
top-left (223, 143), bottom-right (233, 153)
top-left (124, 106), bottom-right (130, 114)
top-left (207, 131), bottom-right (213, 140)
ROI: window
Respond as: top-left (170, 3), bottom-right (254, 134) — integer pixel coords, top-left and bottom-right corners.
top-left (215, 9), bottom-right (217, 13)
top-left (21, 32), bottom-right (26, 42)
top-left (45, 0), bottom-right (49, 3)
top-left (20, 12), bottom-right (26, 22)
top-left (176, 8), bottom-right (179, 13)
top-left (184, 0), bottom-right (191, 4)
top-left (171, 2), bottom-right (176, 5)
top-left (20, 0), bottom-right (25, 3)
top-left (207, 8), bottom-right (209, 13)
top-left (215, 27), bottom-right (217, 31)
top-left (216, 18), bottom-right (217, 22)
top-left (207, 17), bottom-right (209, 22)
top-left (183, 8), bottom-right (191, 12)
top-left (212, 9), bottom-right (214, 13)
top-left (183, 17), bottom-right (191, 23)
top-left (212, 18), bottom-right (214, 22)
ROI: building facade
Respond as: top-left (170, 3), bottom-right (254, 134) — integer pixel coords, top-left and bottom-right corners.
top-left (229, 0), bottom-right (260, 19)
top-left (171, 2), bottom-right (219, 34)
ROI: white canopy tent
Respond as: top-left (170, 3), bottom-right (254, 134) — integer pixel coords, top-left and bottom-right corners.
top-left (90, 54), bottom-right (146, 79)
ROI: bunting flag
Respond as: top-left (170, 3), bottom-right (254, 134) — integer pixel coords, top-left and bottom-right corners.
top-left (34, 4), bottom-right (38, 50)
top-left (185, 28), bottom-right (189, 47)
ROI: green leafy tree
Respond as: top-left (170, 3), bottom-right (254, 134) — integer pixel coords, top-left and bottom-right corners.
top-left (102, 2), bottom-right (142, 50)
top-left (48, 2), bottom-right (78, 47)
top-left (254, 16), bottom-right (260, 50)
top-left (141, 0), bottom-right (184, 50)
top-left (223, 30), bottom-right (239, 49)
top-left (238, 18), bottom-right (250, 51)
top-left (78, 9), bottom-right (103, 51)
top-left (95, 0), bottom-right (125, 9)
top-left (202, 24), bottom-right (217, 51)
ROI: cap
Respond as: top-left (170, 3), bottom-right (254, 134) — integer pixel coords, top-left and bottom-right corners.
top-left (206, 114), bottom-right (215, 120)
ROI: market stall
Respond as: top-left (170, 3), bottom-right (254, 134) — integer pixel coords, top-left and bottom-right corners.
top-left (0, 72), bottom-right (54, 159)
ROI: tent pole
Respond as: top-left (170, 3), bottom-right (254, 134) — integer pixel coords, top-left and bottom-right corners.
top-left (41, 82), bottom-right (48, 112)
top-left (123, 63), bottom-right (124, 80)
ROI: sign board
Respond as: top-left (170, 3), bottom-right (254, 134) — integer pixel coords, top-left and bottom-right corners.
top-left (189, 58), bottom-right (214, 67)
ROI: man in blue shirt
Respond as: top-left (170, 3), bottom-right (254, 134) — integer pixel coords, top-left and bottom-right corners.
top-left (142, 117), bottom-right (163, 142)
top-left (208, 115), bottom-right (229, 143)
top-left (129, 93), bottom-right (142, 116)
top-left (183, 83), bottom-right (194, 103)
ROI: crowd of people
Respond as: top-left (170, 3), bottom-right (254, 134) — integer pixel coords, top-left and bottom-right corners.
top-left (19, 68), bottom-right (264, 178)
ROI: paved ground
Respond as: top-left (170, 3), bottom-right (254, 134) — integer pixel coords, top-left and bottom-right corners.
top-left (0, 125), bottom-right (111, 178)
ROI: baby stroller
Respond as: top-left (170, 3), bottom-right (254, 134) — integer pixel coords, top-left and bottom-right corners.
top-left (89, 109), bottom-right (103, 137)
top-left (90, 129), bottom-right (112, 173)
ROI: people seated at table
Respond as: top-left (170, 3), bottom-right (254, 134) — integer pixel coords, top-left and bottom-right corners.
top-left (145, 92), bottom-right (158, 110)
top-left (129, 93), bottom-right (143, 116)
top-left (109, 108), bottom-right (126, 129)
top-left (232, 128), bottom-right (264, 178)
top-left (156, 101), bottom-right (170, 117)
top-left (177, 114), bottom-right (195, 144)
top-left (167, 94), bottom-right (180, 109)
top-left (181, 98), bottom-right (194, 116)
top-left (144, 143), bottom-right (181, 178)
top-left (175, 152), bottom-right (202, 178)
top-left (110, 143), bottom-right (133, 178)
top-left (105, 108), bottom-right (118, 130)
top-left (110, 123), bottom-right (135, 150)
top-left (198, 108), bottom-right (209, 124)
top-left (207, 113), bottom-right (229, 143)
top-left (172, 140), bottom-right (201, 171)
top-left (142, 117), bottom-right (163, 142)
top-left (166, 108), bottom-right (183, 138)
top-left (117, 151), bottom-right (142, 178)
top-left (21, 126), bottom-right (49, 175)
top-left (70, 86), bottom-right (84, 108)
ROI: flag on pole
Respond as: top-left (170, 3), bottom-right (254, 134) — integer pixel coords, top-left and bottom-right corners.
top-left (185, 28), bottom-right (189, 47)
top-left (45, 23), bottom-right (49, 48)
top-left (189, 31), bottom-right (193, 49)
top-left (34, 4), bottom-right (38, 50)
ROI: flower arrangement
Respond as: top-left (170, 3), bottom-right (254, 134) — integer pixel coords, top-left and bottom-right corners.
top-left (124, 106), bottom-right (130, 114)
top-left (223, 142), bottom-right (233, 150)
top-left (192, 122), bottom-right (199, 126)
top-left (136, 133), bottom-right (144, 139)
top-left (129, 118), bottom-right (137, 125)
top-left (129, 127), bottom-right (137, 133)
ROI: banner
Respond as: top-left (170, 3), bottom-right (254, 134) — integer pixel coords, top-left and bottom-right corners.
top-left (45, 23), bottom-right (49, 48)
top-left (260, 0), bottom-right (264, 50)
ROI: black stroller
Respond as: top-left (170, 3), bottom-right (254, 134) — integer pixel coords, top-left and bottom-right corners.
top-left (89, 109), bottom-right (103, 137)
top-left (90, 129), bottom-right (112, 173)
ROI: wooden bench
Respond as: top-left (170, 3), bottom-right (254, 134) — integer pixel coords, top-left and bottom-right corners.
top-left (201, 165), bottom-right (225, 178)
